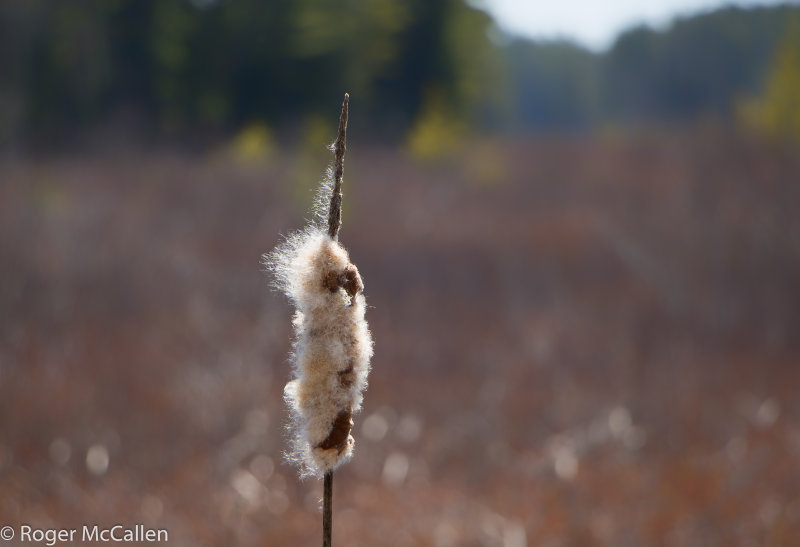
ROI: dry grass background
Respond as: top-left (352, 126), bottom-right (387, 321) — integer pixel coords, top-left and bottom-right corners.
top-left (0, 132), bottom-right (799, 546)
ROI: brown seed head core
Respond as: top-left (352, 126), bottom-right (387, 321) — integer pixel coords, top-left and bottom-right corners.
top-left (322, 263), bottom-right (363, 297)
top-left (317, 408), bottom-right (354, 454)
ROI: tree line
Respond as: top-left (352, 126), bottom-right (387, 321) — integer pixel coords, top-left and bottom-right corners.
top-left (1, 1), bottom-right (798, 148)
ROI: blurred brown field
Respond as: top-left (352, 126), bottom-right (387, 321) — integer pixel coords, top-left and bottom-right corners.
top-left (1, 131), bottom-right (799, 546)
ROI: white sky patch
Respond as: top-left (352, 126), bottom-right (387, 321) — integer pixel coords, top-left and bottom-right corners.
top-left (478, 0), bottom-right (797, 51)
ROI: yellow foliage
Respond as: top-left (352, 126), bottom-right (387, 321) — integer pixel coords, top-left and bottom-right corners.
top-left (230, 122), bottom-right (276, 163)
top-left (407, 92), bottom-right (467, 162)
top-left (739, 22), bottom-right (800, 142)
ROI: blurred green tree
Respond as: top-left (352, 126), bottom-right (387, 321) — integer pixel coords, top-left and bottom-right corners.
top-left (0, 0), bottom-right (498, 147)
top-left (739, 19), bottom-right (800, 141)
top-left (3, 1), bottom-right (800, 148)
top-left (602, 5), bottom-right (797, 123)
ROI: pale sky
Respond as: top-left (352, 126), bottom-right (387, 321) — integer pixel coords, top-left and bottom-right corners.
top-left (481, 0), bottom-right (796, 51)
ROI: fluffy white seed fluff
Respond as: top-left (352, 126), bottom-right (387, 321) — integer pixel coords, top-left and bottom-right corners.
top-left (267, 226), bottom-right (373, 477)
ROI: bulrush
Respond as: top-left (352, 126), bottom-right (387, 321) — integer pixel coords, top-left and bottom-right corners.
top-left (269, 228), bottom-right (372, 476)
top-left (265, 95), bottom-right (372, 545)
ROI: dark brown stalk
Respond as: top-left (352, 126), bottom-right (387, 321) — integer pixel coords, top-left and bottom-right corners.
top-left (327, 93), bottom-right (349, 241)
top-left (323, 93), bottom-right (348, 547)
top-left (323, 471), bottom-right (333, 547)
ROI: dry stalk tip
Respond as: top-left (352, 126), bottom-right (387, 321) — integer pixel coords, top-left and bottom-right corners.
top-left (328, 93), bottom-right (349, 241)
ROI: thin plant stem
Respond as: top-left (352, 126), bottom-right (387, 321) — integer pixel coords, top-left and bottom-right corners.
top-left (323, 470), bottom-right (333, 547)
top-left (328, 93), bottom-right (349, 241)
top-left (322, 93), bottom-right (348, 547)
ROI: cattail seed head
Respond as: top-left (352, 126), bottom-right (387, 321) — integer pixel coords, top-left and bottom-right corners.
top-left (265, 94), bottom-right (368, 478)
top-left (266, 227), bottom-right (373, 477)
